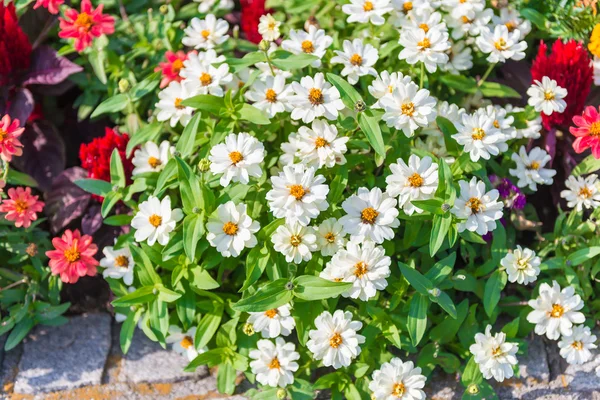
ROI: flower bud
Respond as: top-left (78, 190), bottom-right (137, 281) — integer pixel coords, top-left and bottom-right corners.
top-left (276, 389), bottom-right (287, 399)
top-left (243, 323), bottom-right (255, 336)
top-left (198, 158), bottom-right (211, 172)
top-left (428, 288), bottom-right (441, 298)
top-left (441, 203), bottom-right (451, 212)
top-left (467, 384), bottom-right (479, 395)
top-left (258, 39), bottom-right (270, 52)
top-left (285, 282), bottom-right (294, 291)
top-left (354, 100), bottom-right (366, 113)
top-left (26, 243), bottom-right (38, 257)
top-left (159, 4), bottom-right (168, 14)
top-left (118, 79), bottom-right (130, 93)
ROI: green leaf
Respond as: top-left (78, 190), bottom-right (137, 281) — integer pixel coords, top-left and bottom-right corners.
top-left (328, 166), bottom-right (348, 204)
top-left (177, 112), bottom-right (202, 158)
top-left (194, 302), bottom-right (223, 348)
top-left (270, 51), bottom-right (320, 70)
top-left (238, 104), bottom-right (271, 125)
top-left (176, 157), bottom-right (202, 214)
top-left (112, 286), bottom-right (156, 307)
top-left (426, 252), bottom-right (456, 285)
top-left (430, 299), bottom-right (469, 344)
top-left (126, 122), bottom-right (163, 157)
top-left (233, 279), bottom-right (293, 312)
top-left (479, 82), bottom-right (520, 98)
top-left (101, 191), bottom-right (122, 218)
top-left (326, 73), bottom-right (360, 109)
top-left (225, 52), bottom-right (266, 72)
top-left (572, 155), bottom-right (600, 177)
top-left (110, 148), bottom-right (126, 188)
top-left (5, 316), bottom-right (34, 351)
top-left (436, 116), bottom-right (460, 155)
top-left (185, 348), bottom-right (229, 372)
top-left (181, 94), bottom-right (225, 114)
top-left (430, 213), bottom-right (452, 257)
top-left (183, 214), bottom-right (205, 262)
top-left (358, 111), bottom-right (386, 157)
top-left (440, 75), bottom-right (478, 94)
top-left (241, 243), bottom-right (270, 291)
top-left (436, 291), bottom-right (457, 319)
top-left (154, 158), bottom-right (178, 196)
top-left (217, 362), bottom-right (236, 395)
top-left (461, 356), bottom-right (483, 386)
top-left (120, 307), bottom-right (143, 353)
top-left (411, 198), bottom-right (444, 214)
top-left (190, 267), bottom-right (220, 290)
top-left (292, 276), bottom-right (352, 300)
top-left (407, 294), bottom-right (429, 346)
top-left (484, 270), bottom-right (507, 317)
top-left (103, 214), bottom-right (133, 226)
top-left (91, 94), bottom-right (129, 118)
top-left (520, 8), bottom-right (547, 30)
top-left (398, 262), bottom-right (434, 296)
top-left (567, 247), bottom-right (600, 266)
top-left (130, 245), bottom-right (161, 286)
top-left (6, 169), bottom-right (37, 187)
top-left (74, 179), bottom-right (112, 196)
top-left (89, 48), bottom-right (107, 84)
top-left (157, 285), bottom-right (182, 303)
top-left (130, 72), bottom-right (161, 101)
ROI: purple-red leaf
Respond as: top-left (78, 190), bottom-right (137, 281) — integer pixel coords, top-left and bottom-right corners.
top-left (82, 204), bottom-right (103, 236)
top-left (7, 88), bottom-right (34, 127)
top-left (45, 167), bottom-right (91, 233)
top-left (22, 46), bottom-right (83, 86)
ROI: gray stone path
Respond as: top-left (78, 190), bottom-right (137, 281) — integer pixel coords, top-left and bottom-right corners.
top-left (0, 312), bottom-right (598, 399)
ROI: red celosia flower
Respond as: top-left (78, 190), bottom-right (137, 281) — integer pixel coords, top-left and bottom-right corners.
top-left (0, 114), bottom-right (24, 162)
top-left (0, 2), bottom-right (32, 85)
top-left (240, 0), bottom-right (268, 44)
top-left (46, 229), bottom-right (99, 284)
top-left (33, 0), bottom-right (64, 15)
top-left (58, 0), bottom-right (115, 52)
top-left (0, 187), bottom-right (44, 228)
top-left (531, 39), bottom-right (593, 130)
top-left (79, 127), bottom-right (133, 185)
top-left (570, 105), bottom-right (600, 158)
top-left (155, 50), bottom-right (190, 89)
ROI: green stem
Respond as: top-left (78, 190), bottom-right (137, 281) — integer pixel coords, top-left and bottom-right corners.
top-left (419, 63), bottom-right (425, 89)
top-left (263, 48), bottom-right (276, 76)
top-left (477, 63), bottom-right (496, 88)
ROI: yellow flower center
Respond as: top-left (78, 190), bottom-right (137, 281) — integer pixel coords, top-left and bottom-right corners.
top-left (544, 91), bottom-right (555, 101)
top-left (301, 40), bottom-right (315, 53)
top-left (418, 37), bottom-right (431, 49)
top-left (494, 38), bottom-right (507, 51)
top-left (579, 186), bottom-right (593, 198)
top-left (361, 207), bottom-right (379, 224)
top-left (550, 303), bottom-right (564, 318)
top-left (172, 59), bottom-right (184, 73)
top-left (324, 232), bottom-right (336, 243)
top-left (75, 12), bottom-right (93, 32)
top-left (571, 341), bottom-right (584, 350)
top-left (199, 72), bottom-right (212, 86)
top-left (222, 222), bottom-right (238, 236)
top-left (290, 235), bottom-right (302, 247)
top-left (315, 137), bottom-right (328, 148)
top-left (201, 29), bottom-right (210, 39)
top-left (264, 309), bottom-right (278, 318)
top-left (14, 199), bottom-right (28, 214)
top-left (0, 129), bottom-right (7, 142)
top-left (265, 88), bottom-right (278, 103)
top-left (392, 382), bottom-right (405, 397)
top-left (492, 346), bottom-right (503, 356)
top-left (268, 357), bottom-right (281, 370)
top-left (180, 335), bottom-right (194, 349)
top-left (308, 88), bottom-right (324, 105)
top-left (64, 247), bottom-right (80, 263)
top-left (493, 120), bottom-right (500, 129)
top-left (329, 333), bottom-right (343, 348)
top-left (403, 1), bottom-right (413, 12)
top-left (461, 16), bottom-right (472, 24)
top-left (148, 156), bottom-right (162, 168)
top-left (354, 261), bottom-right (368, 278)
top-left (350, 53), bottom-right (363, 66)
top-left (114, 255), bottom-right (129, 268)
top-left (408, 173), bottom-right (423, 187)
top-left (149, 214), bottom-right (162, 227)
top-left (527, 161), bottom-right (540, 170)
top-left (289, 184), bottom-right (306, 200)
top-left (505, 21), bottom-right (516, 32)
top-left (363, 1), bottom-right (374, 11)
top-left (174, 97), bottom-right (185, 110)
top-left (419, 23), bottom-right (430, 33)
top-left (516, 258), bottom-right (529, 270)
top-left (229, 151), bottom-right (244, 165)
top-left (471, 128), bottom-right (486, 140)
top-left (589, 122), bottom-right (600, 136)
top-left (466, 197), bottom-right (482, 214)
top-left (401, 102), bottom-right (415, 116)
top-left (268, 21), bottom-right (277, 29)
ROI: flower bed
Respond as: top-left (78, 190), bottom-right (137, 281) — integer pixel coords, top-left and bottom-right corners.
top-left (1, 0), bottom-right (600, 399)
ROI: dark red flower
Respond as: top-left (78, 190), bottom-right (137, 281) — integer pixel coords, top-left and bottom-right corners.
top-left (531, 39), bottom-right (593, 130)
top-left (0, 2), bottom-right (32, 85)
top-left (240, 0), bottom-right (268, 44)
top-left (79, 128), bottom-right (133, 200)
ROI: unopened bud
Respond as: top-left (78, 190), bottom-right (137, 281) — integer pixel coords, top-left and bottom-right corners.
top-left (152, 288), bottom-right (159, 295)
top-left (285, 282), bottom-right (294, 291)
top-left (467, 384), bottom-right (479, 395)
top-left (113, 185), bottom-right (120, 192)
top-left (276, 389), bottom-right (287, 399)
top-left (441, 203), bottom-right (451, 212)
top-left (354, 100), bottom-right (366, 112)
top-left (26, 243), bottom-right (38, 257)
top-left (118, 79), bottom-right (130, 93)
top-left (428, 288), bottom-right (441, 298)
top-left (198, 158), bottom-right (211, 172)
top-left (192, 207), bottom-right (200, 214)
top-left (304, 16), bottom-right (319, 31)
top-left (258, 39), bottom-right (270, 52)
top-left (159, 4), bottom-right (168, 14)
top-left (243, 323), bottom-right (254, 336)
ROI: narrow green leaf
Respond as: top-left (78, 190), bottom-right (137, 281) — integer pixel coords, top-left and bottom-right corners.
top-left (326, 73), bottom-right (360, 109)
top-left (74, 179), bottom-right (112, 196)
top-left (484, 270), bottom-right (507, 317)
top-left (183, 214), bottom-right (205, 262)
top-left (181, 94), bottom-right (225, 114)
top-left (233, 279), bottom-right (293, 312)
top-left (398, 262), bottom-right (434, 296)
top-left (238, 104), bottom-right (271, 125)
top-left (110, 148), bottom-right (126, 188)
top-left (91, 94), bottom-right (128, 118)
top-left (407, 294), bottom-right (429, 346)
top-left (358, 111), bottom-right (386, 157)
top-left (292, 276), bottom-right (352, 300)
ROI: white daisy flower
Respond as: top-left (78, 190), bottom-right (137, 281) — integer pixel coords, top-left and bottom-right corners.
top-left (369, 358), bottom-right (427, 400)
top-left (194, 0), bottom-right (233, 13)
top-left (560, 175), bottom-right (600, 212)
top-left (492, 7), bottom-right (531, 40)
top-left (258, 14), bottom-right (281, 42)
top-left (441, 40), bottom-right (473, 74)
top-left (451, 177), bottom-right (503, 236)
top-left (100, 245), bottom-right (134, 286)
top-left (500, 245), bottom-right (541, 285)
top-left (342, 0), bottom-right (392, 26)
top-left (452, 111), bottom-right (509, 162)
top-left (323, 241), bottom-right (391, 301)
top-left (295, 119), bottom-right (349, 169)
top-left (208, 132), bottom-right (266, 187)
top-left (390, 0), bottom-right (432, 27)
top-left (247, 304), bottom-right (296, 338)
top-left (443, 0), bottom-right (484, 20)
top-left (180, 58), bottom-right (232, 97)
top-left (477, 105), bottom-right (516, 140)
top-left (155, 81), bottom-right (194, 128)
top-left (266, 164), bottom-right (329, 226)
top-left (403, 10), bottom-right (447, 33)
top-left (316, 218), bottom-right (347, 257)
top-left (289, 72), bottom-right (345, 123)
top-left (447, 8), bottom-right (493, 40)
top-left (509, 146), bottom-right (556, 191)
top-left (368, 71), bottom-right (412, 109)
top-left (281, 25), bottom-right (333, 68)
top-left (386, 154), bottom-right (439, 215)
top-left (527, 77), bottom-right (568, 116)
top-left (278, 132), bottom-right (301, 168)
top-left (398, 26), bottom-right (450, 73)
top-left (527, 281), bottom-right (586, 340)
top-left (306, 310), bottom-right (365, 369)
top-left (132, 140), bottom-right (173, 176)
top-left (380, 81), bottom-right (437, 138)
top-left (166, 326), bottom-right (204, 361)
top-left (249, 338), bottom-right (300, 388)
top-left (226, 67), bottom-right (254, 94)
top-left (339, 187), bottom-right (400, 244)
top-left (182, 14), bottom-right (229, 50)
top-left (190, 48), bottom-right (226, 67)
top-left (245, 75), bottom-right (292, 118)
top-left (331, 39), bottom-right (379, 85)
top-left (469, 325), bottom-right (519, 382)
top-left (558, 325), bottom-right (598, 365)
top-left (206, 201), bottom-right (260, 257)
top-left (272, 222), bottom-right (318, 263)
top-left (131, 195), bottom-right (183, 246)
top-left (476, 25), bottom-right (527, 63)
top-left (505, 105), bottom-right (542, 139)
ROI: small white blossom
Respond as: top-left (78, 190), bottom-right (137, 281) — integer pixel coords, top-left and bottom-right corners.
top-left (245, 75), bottom-right (292, 118)
top-left (452, 111), bottom-right (509, 162)
top-left (295, 119), bottom-right (349, 169)
top-left (180, 56), bottom-right (232, 97)
top-left (206, 201), bottom-right (260, 257)
top-left (281, 26), bottom-right (333, 68)
top-left (380, 81), bottom-right (437, 137)
top-left (441, 40), bottom-right (473, 74)
top-left (208, 132), bottom-right (266, 187)
top-left (476, 25), bottom-right (527, 63)
top-left (100, 245), bottom-right (134, 285)
top-left (368, 71), bottom-right (412, 108)
top-left (469, 325), bottom-right (519, 382)
top-left (527, 77), bottom-right (568, 116)
top-left (250, 338), bottom-right (300, 388)
top-left (386, 154), bottom-right (439, 215)
top-left (132, 140), bottom-right (173, 176)
top-left (509, 146), bottom-right (556, 191)
top-left (289, 73), bottom-right (345, 123)
top-left (166, 326), bottom-right (203, 361)
top-left (452, 177), bottom-right (503, 236)
top-left (398, 27), bottom-right (450, 73)
top-left (182, 14), bottom-right (229, 50)
top-left (444, 0), bottom-right (484, 20)
top-left (478, 105), bottom-right (516, 140)
top-left (492, 7), bottom-right (531, 40)
top-left (155, 81), bottom-right (194, 128)
top-left (131, 196), bottom-right (183, 246)
top-left (258, 14), bottom-right (281, 42)
top-left (316, 218), bottom-right (347, 257)
top-left (342, 0), bottom-right (392, 26)
top-left (272, 222), bottom-right (318, 263)
top-left (369, 358), bottom-right (426, 400)
top-left (447, 8), bottom-right (493, 40)
top-left (558, 325), bottom-right (598, 365)
top-left (403, 10), bottom-right (447, 33)
top-left (560, 175), bottom-right (600, 212)
top-left (247, 304), bottom-right (296, 338)
top-left (500, 246), bottom-right (541, 285)
top-left (331, 39), bottom-right (379, 85)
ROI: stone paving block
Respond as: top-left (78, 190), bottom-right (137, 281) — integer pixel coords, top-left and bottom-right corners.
top-left (118, 328), bottom-right (209, 384)
top-left (13, 313), bottom-right (111, 394)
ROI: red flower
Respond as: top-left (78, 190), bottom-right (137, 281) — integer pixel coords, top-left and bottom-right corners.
top-left (79, 128), bottom-right (133, 200)
top-left (240, 0), bottom-right (268, 44)
top-left (0, 187), bottom-right (44, 228)
top-left (33, 0), bottom-right (64, 15)
top-left (155, 50), bottom-right (190, 89)
top-left (531, 39), bottom-right (593, 130)
top-left (46, 229), bottom-right (99, 284)
top-left (0, 2), bottom-right (32, 85)
top-left (0, 114), bottom-right (24, 162)
top-left (570, 105), bottom-right (600, 158)
top-left (59, 0), bottom-right (115, 52)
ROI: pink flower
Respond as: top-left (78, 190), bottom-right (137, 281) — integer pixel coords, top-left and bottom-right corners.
top-left (0, 187), bottom-right (44, 228)
top-left (58, 0), bottom-right (115, 52)
top-left (33, 0), bottom-right (64, 15)
top-left (0, 114), bottom-right (24, 162)
top-left (155, 50), bottom-right (190, 89)
top-left (570, 106), bottom-right (600, 159)
top-left (46, 229), bottom-right (99, 284)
